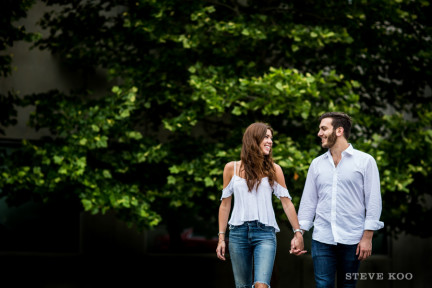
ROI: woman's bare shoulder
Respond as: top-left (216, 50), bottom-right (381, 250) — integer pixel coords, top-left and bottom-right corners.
top-left (223, 161), bottom-right (235, 176)
top-left (272, 162), bottom-right (286, 184)
top-left (224, 161), bottom-right (235, 169)
top-left (273, 162), bottom-right (283, 173)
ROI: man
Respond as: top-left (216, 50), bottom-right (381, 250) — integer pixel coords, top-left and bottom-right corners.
top-left (298, 112), bottom-right (384, 288)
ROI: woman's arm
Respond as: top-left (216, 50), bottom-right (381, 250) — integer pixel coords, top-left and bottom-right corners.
top-left (216, 162), bottom-right (234, 261)
top-left (217, 197), bottom-right (232, 260)
top-left (275, 164), bottom-right (307, 255)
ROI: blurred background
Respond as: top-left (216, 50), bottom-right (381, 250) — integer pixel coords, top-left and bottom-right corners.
top-left (1, 0), bottom-right (431, 287)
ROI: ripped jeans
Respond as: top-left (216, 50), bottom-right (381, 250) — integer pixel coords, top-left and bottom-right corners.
top-left (228, 221), bottom-right (276, 288)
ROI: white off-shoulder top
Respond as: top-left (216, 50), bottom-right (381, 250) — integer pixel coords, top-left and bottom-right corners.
top-left (220, 161), bottom-right (292, 232)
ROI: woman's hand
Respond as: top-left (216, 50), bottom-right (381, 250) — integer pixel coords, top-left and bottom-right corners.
top-left (216, 239), bottom-right (226, 260)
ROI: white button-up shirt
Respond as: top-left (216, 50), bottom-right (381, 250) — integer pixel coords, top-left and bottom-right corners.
top-left (298, 144), bottom-right (384, 245)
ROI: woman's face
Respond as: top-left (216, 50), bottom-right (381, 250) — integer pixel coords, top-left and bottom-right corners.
top-left (259, 129), bottom-right (273, 155)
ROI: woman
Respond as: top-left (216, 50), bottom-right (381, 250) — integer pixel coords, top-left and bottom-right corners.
top-left (216, 122), bottom-right (306, 288)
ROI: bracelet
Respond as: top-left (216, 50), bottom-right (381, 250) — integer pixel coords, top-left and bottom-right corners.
top-left (218, 232), bottom-right (225, 236)
top-left (293, 228), bottom-right (304, 235)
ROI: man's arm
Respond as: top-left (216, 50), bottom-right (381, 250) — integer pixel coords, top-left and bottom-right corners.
top-left (298, 160), bottom-right (318, 232)
top-left (357, 157), bottom-right (384, 260)
top-left (363, 157), bottom-right (384, 231)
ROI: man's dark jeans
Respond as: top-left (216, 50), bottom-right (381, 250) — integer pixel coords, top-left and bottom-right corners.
top-left (311, 239), bottom-right (360, 288)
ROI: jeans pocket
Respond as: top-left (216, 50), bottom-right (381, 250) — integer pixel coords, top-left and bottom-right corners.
top-left (258, 223), bottom-right (275, 232)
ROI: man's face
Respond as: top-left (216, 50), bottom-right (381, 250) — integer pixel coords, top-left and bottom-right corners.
top-left (318, 118), bottom-right (337, 148)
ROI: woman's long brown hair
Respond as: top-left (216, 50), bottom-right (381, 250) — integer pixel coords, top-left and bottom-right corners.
top-left (240, 122), bottom-right (276, 192)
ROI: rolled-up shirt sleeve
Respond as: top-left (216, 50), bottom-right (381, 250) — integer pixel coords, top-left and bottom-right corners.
top-left (363, 157), bottom-right (384, 230)
top-left (298, 160), bottom-right (318, 231)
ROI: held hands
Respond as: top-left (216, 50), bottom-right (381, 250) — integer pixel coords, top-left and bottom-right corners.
top-left (290, 233), bottom-right (307, 256)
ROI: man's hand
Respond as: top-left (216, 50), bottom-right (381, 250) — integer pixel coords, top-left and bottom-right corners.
top-left (356, 230), bottom-right (373, 260)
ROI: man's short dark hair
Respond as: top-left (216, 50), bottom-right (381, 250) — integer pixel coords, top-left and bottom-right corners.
top-left (319, 112), bottom-right (352, 140)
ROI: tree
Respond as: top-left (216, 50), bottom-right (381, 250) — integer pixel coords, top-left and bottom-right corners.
top-left (1, 0), bottom-right (431, 241)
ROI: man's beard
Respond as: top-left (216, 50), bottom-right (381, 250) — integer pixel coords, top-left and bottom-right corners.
top-left (322, 129), bottom-right (337, 148)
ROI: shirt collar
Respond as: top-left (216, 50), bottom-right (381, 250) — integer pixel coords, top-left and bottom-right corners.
top-left (344, 143), bottom-right (354, 155)
top-left (325, 143), bottom-right (354, 158)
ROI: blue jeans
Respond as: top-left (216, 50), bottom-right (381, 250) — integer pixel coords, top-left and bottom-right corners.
top-left (228, 221), bottom-right (276, 288)
top-left (311, 240), bottom-right (360, 288)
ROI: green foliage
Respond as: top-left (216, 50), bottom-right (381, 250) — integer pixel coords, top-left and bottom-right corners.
top-left (1, 87), bottom-right (162, 227)
top-left (1, 0), bottom-right (431, 237)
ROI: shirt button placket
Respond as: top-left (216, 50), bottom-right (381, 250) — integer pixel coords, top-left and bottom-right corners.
top-left (331, 167), bottom-right (338, 243)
